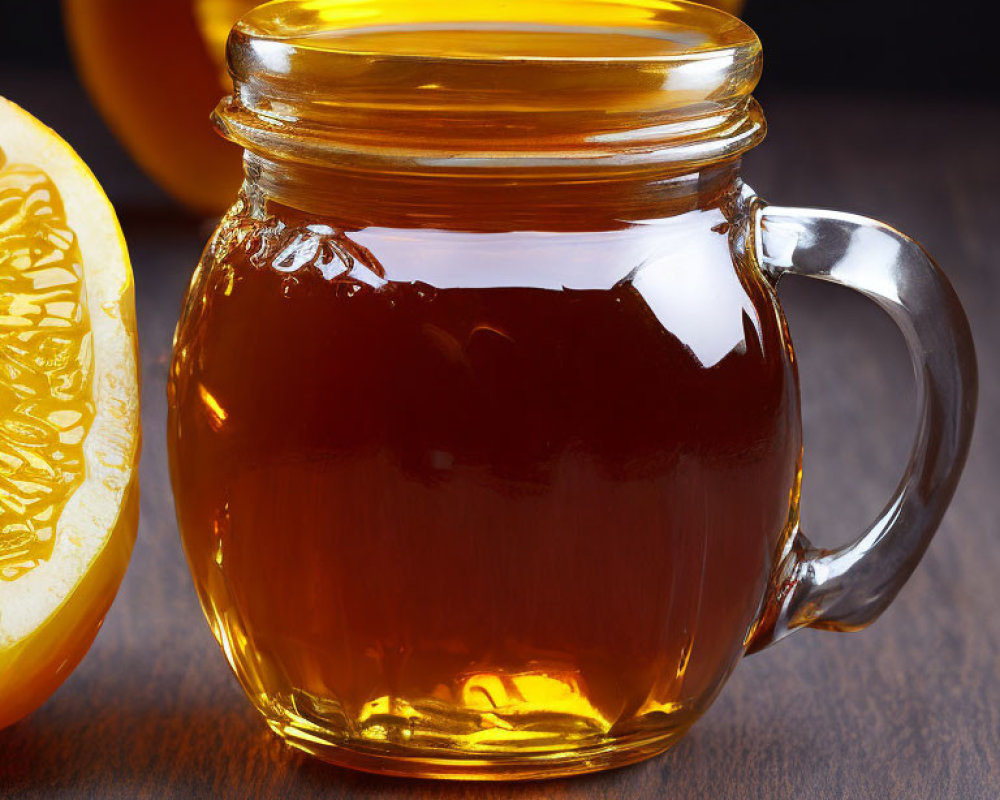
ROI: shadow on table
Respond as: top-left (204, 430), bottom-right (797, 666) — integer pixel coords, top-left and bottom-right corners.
top-left (0, 639), bottom-right (946, 800)
top-left (0, 690), bottom-right (770, 799)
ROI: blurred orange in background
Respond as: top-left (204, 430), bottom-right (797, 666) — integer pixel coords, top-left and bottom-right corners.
top-left (701, 0), bottom-right (744, 14)
top-left (63, 0), bottom-right (744, 217)
top-left (62, 0), bottom-right (250, 215)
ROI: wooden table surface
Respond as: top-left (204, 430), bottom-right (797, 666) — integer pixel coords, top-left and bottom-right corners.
top-left (1, 77), bottom-right (998, 798)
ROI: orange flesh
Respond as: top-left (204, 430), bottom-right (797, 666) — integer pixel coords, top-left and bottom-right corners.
top-left (0, 152), bottom-right (94, 581)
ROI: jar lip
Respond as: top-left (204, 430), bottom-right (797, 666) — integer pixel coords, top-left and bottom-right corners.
top-left (221, 0), bottom-right (764, 174)
top-left (234, 0), bottom-right (757, 63)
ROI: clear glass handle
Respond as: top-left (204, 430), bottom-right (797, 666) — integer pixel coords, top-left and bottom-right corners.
top-left (744, 192), bottom-right (978, 652)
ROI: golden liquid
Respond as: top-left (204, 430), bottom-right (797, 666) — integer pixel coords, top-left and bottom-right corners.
top-left (169, 5), bottom-right (778, 780)
top-left (169, 184), bottom-right (800, 779)
top-left (0, 148), bottom-right (93, 580)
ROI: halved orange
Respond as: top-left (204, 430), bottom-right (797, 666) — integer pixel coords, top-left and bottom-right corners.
top-left (0, 96), bottom-right (140, 729)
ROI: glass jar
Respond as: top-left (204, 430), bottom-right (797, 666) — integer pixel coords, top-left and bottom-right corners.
top-left (167, 0), bottom-right (976, 780)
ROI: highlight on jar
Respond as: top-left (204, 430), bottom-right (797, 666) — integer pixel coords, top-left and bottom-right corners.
top-left (164, 0), bottom-right (974, 781)
top-left (61, 0), bottom-right (745, 217)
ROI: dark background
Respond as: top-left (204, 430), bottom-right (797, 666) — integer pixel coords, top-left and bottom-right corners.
top-left (2, 1), bottom-right (994, 92)
top-left (1, 3), bottom-right (998, 799)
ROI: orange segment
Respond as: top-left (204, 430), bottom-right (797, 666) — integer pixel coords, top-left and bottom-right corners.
top-left (0, 159), bottom-right (94, 581)
top-left (0, 96), bottom-right (140, 729)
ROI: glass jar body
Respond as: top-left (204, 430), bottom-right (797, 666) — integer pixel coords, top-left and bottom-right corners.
top-left (167, 167), bottom-right (802, 779)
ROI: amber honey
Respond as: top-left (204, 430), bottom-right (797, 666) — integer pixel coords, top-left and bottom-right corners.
top-left (170, 193), bottom-right (800, 777)
top-left (168, 1), bottom-right (796, 778)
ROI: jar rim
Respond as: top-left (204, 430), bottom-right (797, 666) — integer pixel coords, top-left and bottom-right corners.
top-left (219, 0), bottom-right (764, 176)
top-left (234, 0), bottom-right (757, 63)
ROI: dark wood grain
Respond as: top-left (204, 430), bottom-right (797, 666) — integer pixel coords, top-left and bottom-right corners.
top-left (0, 80), bottom-right (997, 799)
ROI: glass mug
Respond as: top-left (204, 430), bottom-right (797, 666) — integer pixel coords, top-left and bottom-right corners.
top-left (167, 0), bottom-right (976, 780)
